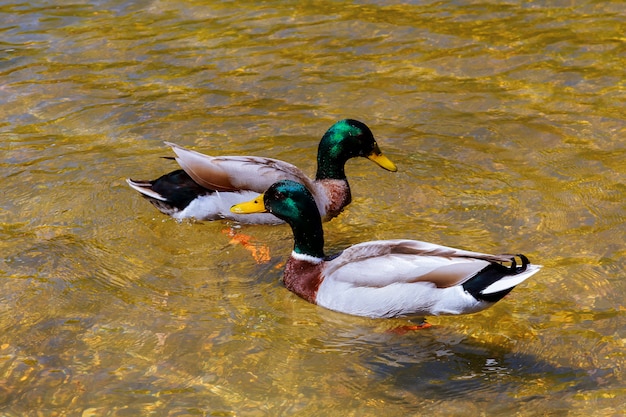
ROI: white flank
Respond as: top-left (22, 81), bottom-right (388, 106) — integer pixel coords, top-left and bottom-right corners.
top-left (173, 190), bottom-right (283, 224)
top-left (316, 280), bottom-right (490, 318)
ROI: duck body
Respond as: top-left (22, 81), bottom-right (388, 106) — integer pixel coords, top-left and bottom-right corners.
top-left (231, 180), bottom-right (542, 319)
top-left (127, 119), bottom-right (396, 224)
top-left (286, 241), bottom-right (539, 318)
top-left (128, 164), bottom-right (341, 224)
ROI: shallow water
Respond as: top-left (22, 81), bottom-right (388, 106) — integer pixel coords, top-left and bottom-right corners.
top-left (1, 0), bottom-right (625, 415)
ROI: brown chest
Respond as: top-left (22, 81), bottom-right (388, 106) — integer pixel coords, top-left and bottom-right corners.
top-left (316, 179), bottom-right (351, 220)
top-left (283, 257), bottom-right (325, 304)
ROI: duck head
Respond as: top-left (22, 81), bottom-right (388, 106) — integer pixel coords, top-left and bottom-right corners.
top-left (316, 119), bottom-right (397, 180)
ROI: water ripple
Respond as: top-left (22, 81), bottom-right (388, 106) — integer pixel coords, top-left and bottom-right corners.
top-left (0, 0), bottom-right (624, 415)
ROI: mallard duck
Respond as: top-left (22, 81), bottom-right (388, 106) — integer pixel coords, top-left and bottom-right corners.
top-left (231, 180), bottom-right (541, 318)
top-left (127, 119), bottom-right (397, 224)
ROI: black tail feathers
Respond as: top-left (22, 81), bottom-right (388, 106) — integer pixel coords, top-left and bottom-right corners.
top-left (462, 254), bottom-right (530, 303)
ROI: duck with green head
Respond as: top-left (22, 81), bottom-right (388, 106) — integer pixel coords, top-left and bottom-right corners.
top-left (127, 119), bottom-right (397, 224)
top-left (231, 180), bottom-right (542, 318)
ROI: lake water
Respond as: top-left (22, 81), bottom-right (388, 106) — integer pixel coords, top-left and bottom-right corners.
top-left (1, 0), bottom-right (624, 415)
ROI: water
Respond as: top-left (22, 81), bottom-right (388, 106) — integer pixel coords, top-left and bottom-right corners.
top-left (1, 0), bottom-right (624, 415)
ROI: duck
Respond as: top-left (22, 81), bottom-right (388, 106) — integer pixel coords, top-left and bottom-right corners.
top-left (230, 180), bottom-right (541, 318)
top-left (127, 119), bottom-right (397, 224)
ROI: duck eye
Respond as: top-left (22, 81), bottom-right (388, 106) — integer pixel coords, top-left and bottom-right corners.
top-left (271, 190), bottom-right (285, 200)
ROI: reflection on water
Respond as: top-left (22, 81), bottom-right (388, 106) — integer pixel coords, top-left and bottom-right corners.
top-left (1, 0), bottom-right (625, 415)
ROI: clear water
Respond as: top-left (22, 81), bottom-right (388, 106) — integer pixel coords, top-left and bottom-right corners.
top-left (1, 0), bottom-right (624, 415)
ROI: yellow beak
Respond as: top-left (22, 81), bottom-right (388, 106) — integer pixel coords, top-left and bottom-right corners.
top-left (367, 152), bottom-right (397, 172)
top-left (230, 194), bottom-right (267, 214)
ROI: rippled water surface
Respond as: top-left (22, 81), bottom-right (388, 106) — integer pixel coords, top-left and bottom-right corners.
top-left (1, 0), bottom-right (625, 415)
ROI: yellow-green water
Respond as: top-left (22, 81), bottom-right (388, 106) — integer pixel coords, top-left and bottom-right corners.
top-left (1, 0), bottom-right (624, 415)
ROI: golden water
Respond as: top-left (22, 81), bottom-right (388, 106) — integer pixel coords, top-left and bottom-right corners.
top-left (1, 0), bottom-right (624, 415)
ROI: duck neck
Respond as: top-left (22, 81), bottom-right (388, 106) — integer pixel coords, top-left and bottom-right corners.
top-left (316, 133), bottom-right (348, 180)
top-left (287, 212), bottom-right (326, 260)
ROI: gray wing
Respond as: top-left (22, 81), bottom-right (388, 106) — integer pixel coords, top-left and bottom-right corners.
top-left (324, 239), bottom-right (514, 288)
top-left (165, 142), bottom-right (315, 192)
